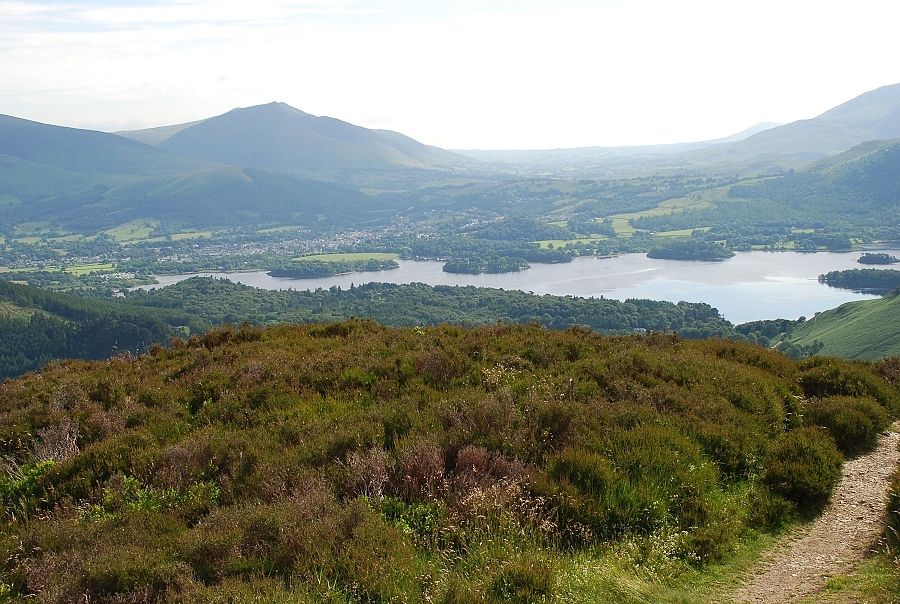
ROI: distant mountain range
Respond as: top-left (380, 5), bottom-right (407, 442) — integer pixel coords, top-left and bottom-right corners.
top-left (455, 122), bottom-right (781, 170)
top-left (681, 83), bottom-right (900, 172)
top-left (119, 102), bottom-right (467, 176)
top-left (0, 104), bottom-right (464, 232)
top-left (459, 83), bottom-right (900, 176)
top-left (2, 84), bottom-right (900, 234)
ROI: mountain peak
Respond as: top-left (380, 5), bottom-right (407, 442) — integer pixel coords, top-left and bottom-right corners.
top-left (149, 102), bottom-right (463, 176)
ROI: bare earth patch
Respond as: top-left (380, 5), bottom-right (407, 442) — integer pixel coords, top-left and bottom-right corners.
top-left (732, 424), bottom-right (900, 603)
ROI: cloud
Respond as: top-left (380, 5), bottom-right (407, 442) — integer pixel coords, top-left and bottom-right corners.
top-left (1, 0), bottom-right (899, 148)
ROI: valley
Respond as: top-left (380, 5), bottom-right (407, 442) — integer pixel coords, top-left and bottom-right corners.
top-left (2, 70), bottom-right (900, 603)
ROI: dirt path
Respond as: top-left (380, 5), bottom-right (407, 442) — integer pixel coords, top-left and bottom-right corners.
top-left (731, 424), bottom-right (900, 603)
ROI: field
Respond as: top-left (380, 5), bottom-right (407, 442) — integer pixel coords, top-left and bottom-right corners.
top-left (258, 225), bottom-right (302, 234)
top-left (63, 262), bottom-right (116, 276)
top-left (104, 219), bottom-right (160, 242)
top-left (536, 236), bottom-right (608, 249)
top-left (607, 185), bottom-right (730, 236)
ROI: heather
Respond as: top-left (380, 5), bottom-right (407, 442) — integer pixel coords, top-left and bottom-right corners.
top-left (0, 322), bottom-right (896, 602)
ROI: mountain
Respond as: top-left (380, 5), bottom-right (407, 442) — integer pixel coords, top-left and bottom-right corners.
top-left (455, 122), bottom-right (780, 174)
top-left (458, 83), bottom-right (900, 177)
top-left (0, 114), bottom-right (207, 178)
top-left (731, 140), bottom-right (900, 213)
top-left (120, 102), bottom-right (467, 177)
top-left (0, 114), bottom-right (384, 232)
top-left (115, 119), bottom-right (205, 145)
top-left (684, 83), bottom-right (900, 172)
top-left (781, 288), bottom-right (900, 359)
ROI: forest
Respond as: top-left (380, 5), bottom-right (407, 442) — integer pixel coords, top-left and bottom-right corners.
top-left (0, 278), bottom-right (740, 380)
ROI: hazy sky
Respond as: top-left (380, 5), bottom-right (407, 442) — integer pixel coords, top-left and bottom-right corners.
top-left (2, 0), bottom-right (899, 149)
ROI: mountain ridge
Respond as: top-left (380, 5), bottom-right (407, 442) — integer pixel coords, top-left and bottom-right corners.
top-left (119, 102), bottom-right (468, 177)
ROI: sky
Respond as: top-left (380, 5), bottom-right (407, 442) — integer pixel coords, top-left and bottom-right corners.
top-left (1, 0), bottom-right (899, 149)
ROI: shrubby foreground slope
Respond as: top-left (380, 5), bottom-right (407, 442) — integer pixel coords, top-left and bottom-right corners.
top-left (0, 323), bottom-right (898, 602)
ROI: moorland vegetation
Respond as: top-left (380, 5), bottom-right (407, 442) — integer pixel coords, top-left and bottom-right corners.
top-left (0, 322), bottom-right (897, 602)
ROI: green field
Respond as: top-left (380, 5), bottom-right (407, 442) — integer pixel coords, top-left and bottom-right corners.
top-left (654, 226), bottom-right (712, 238)
top-left (64, 262), bottom-right (116, 276)
top-left (536, 236), bottom-right (608, 249)
top-left (105, 219), bottom-right (160, 242)
top-left (607, 186), bottom-right (730, 236)
top-left (258, 225), bottom-right (302, 234)
top-left (785, 291), bottom-right (900, 359)
top-left (293, 252), bottom-right (400, 262)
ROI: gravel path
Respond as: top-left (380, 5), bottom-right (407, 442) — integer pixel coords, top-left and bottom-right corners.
top-left (731, 425), bottom-right (900, 603)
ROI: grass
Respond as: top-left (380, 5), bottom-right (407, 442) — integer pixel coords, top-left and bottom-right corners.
top-left (798, 555), bottom-right (900, 603)
top-left (0, 300), bottom-right (32, 320)
top-left (611, 216), bottom-right (637, 235)
top-left (64, 263), bottom-right (116, 276)
top-left (258, 225), bottom-right (302, 234)
top-left (142, 231), bottom-right (214, 243)
top-left (0, 322), bottom-right (895, 601)
top-left (655, 227), bottom-right (710, 238)
top-left (786, 291), bottom-right (900, 359)
top-left (536, 237), bottom-right (609, 249)
top-left (556, 529), bottom-right (782, 603)
top-left (104, 219), bottom-right (160, 242)
top-left (293, 252), bottom-right (400, 262)
top-left (607, 183), bottom-right (757, 236)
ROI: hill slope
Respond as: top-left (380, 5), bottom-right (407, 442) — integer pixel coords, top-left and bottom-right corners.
top-left (783, 289), bottom-right (900, 359)
top-left (129, 102), bottom-right (466, 176)
top-left (685, 83), bottom-right (900, 172)
top-left (0, 321), bottom-right (896, 601)
top-left (0, 115), bottom-right (379, 232)
top-left (0, 114), bottom-right (207, 178)
top-left (0, 280), bottom-right (207, 379)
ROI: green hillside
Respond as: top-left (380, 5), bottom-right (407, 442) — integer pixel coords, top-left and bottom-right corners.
top-left (0, 115), bottom-right (385, 233)
top-left (154, 102), bottom-right (466, 176)
top-left (631, 141), bottom-right (900, 240)
top-left (683, 83), bottom-right (900, 172)
top-left (0, 280), bottom-right (207, 379)
top-left (0, 321), bottom-right (896, 602)
top-left (0, 114), bottom-right (207, 177)
top-left (783, 289), bottom-right (900, 359)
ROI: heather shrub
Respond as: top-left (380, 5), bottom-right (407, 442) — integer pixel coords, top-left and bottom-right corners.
top-left (392, 438), bottom-right (446, 502)
top-left (489, 556), bottom-right (555, 603)
top-left (803, 396), bottom-right (889, 456)
top-left (886, 465), bottom-right (900, 557)
top-left (4, 323), bottom-right (898, 599)
top-left (80, 547), bottom-right (194, 601)
top-left (798, 358), bottom-right (895, 410)
top-left (746, 485), bottom-right (795, 531)
top-left (763, 427), bottom-right (842, 512)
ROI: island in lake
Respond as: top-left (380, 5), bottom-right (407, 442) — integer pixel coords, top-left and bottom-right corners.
top-left (647, 240), bottom-right (735, 261)
top-left (442, 255), bottom-right (529, 274)
top-left (818, 268), bottom-right (900, 295)
top-left (269, 258), bottom-right (399, 278)
top-left (858, 252), bottom-right (899, 265)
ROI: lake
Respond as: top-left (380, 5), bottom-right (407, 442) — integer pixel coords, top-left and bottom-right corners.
top-left (142, 250), bottom-right (899, 324)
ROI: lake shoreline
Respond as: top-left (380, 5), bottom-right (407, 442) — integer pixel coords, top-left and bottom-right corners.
top-left (138, 250), bottom-right (899, 324)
